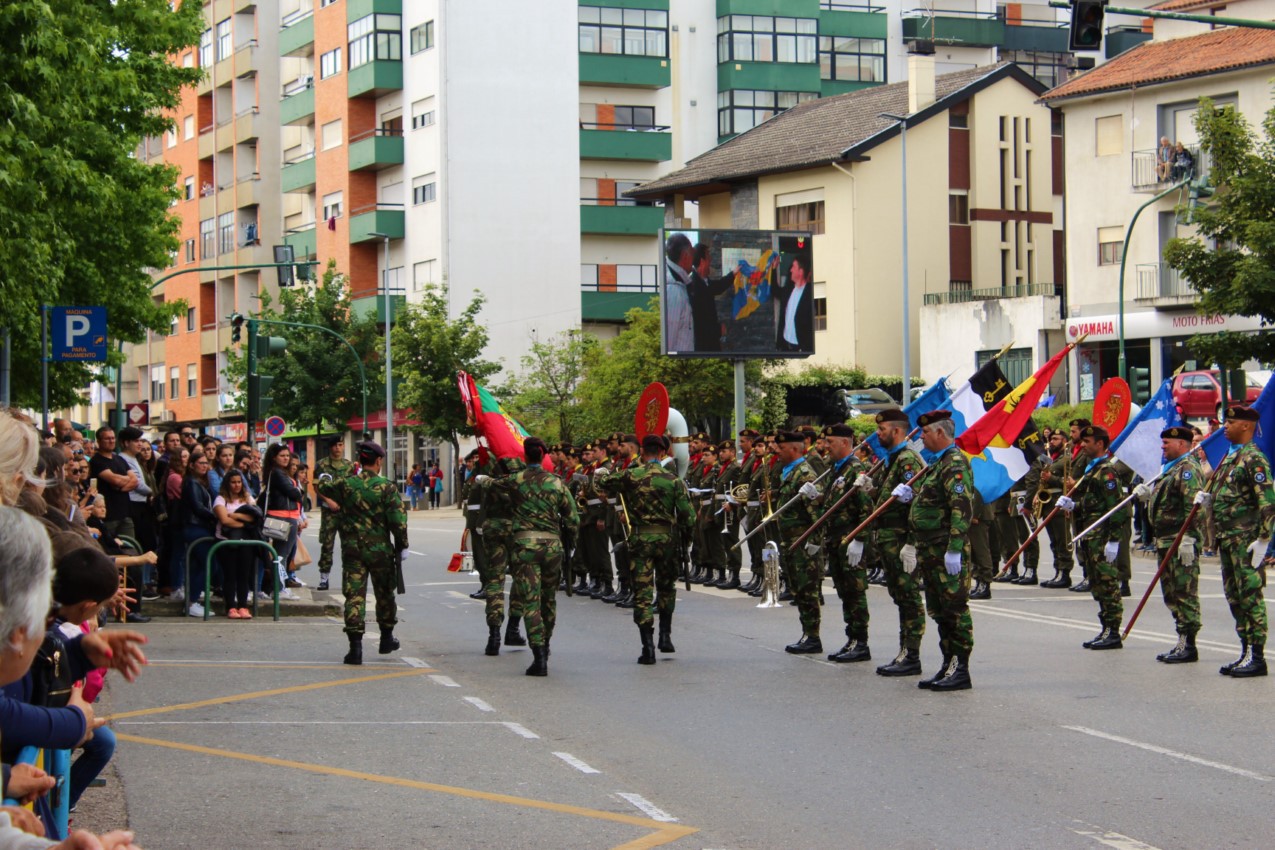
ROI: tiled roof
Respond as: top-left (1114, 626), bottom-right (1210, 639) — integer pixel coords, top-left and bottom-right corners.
top-left (628, 63), bottom-right (1039, 198)
top-left (1147, 0), bottom-right (1224, 11)
top-left (1041, 26), bottom-right (1275, 102)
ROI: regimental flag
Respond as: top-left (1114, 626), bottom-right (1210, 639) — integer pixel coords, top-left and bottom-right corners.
top-left (955, 345), bottom-right (1072, 461)
top-left (457, 371), bottom-right (531, 460)
top-left (1109, 379), bottom-right (1183, 482)
top-left (863, 381), bottom-right (953, 462)
top-left (731, 251), bottom-right (777, 320)
top-left (950, 359), bottom-right (1046, 503)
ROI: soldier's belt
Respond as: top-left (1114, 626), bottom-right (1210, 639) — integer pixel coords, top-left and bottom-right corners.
top-left (911, 528), bottom-right (949, 543)
top-left (1010, 491), bottom-right (1026, 499)
top-left (633, 524), bottom-right (672, 535)
top-left (747, 501), bottom-right (760, 507)
top-left (699, 499), bottom-right (712, 506)
top-left (467, 504), bottom-right (481, 511)
top-left (607, 498), bottom-right (618, 505)
top-left (514, 531), bottom-right (560, 542)
top-left (714, 494), bottom-right (728, 500)
top-left (586, 498), bottom-right (603, 506)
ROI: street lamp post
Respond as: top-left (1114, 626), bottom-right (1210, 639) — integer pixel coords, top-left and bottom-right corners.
top-left (880, 112), bottom-right (911, 401)
top-left (370, 232), bottom-right (394, 485)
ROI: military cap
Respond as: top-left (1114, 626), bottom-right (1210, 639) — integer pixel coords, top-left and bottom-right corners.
top-left (739, 428), bottom-right (761, 439)
top-left (640, 434), bottom-right (664, 453)
top-left (608, 431), bottom-right (623, 443)
top-left (621, 433), bottom-right (640, 446)
top-left (1160, 426), bottom-right (1193, 441)
top-left (696, 431), bottom-right (711, 441)
top-left (1227, 405), bottom-right (1261, 422)
top-left (1069, 418), bottom-right (1092, 429)
top-left (718, 438), bottom-right (735, 451)
top-left (1079, 425), bottom-right (1110, 443)
top-left (875, 408), bottom-right (909, 425)
top-left (917, 410), bottom-right (952, 427)
top-left (580, 441), bottom-right (594, 452)
top-left (356, 440), bottom-right (386, 460)
top-left (775, 429), bottom-right (804, 444)
top-left (659, 435), bottom-right (671, 450)
top-left (824, 423), bottom-right (856, 439)
top-left (798, 424), bottom-right (819, 438)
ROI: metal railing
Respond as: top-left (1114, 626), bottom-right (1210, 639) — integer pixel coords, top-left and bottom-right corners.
top-left (820, 2), bottom-right (887, 12)
top-left (923, 282), bottom-right (1055, 305)
top-left (350, 127), bottom-right (405, 142)
top-left (184, 536), bottom-right (284, 622)
top-left (282, 75), bottom-right (314, 97)
top-left (1134, 263), bottom-right (1195, 300)
top-left (350, 201), bottom-right (405, 217)
top-left (581, 280), bottom-right (660, 293)
top-left (283, 149), bottom-right (315, 166)
top-left (1131, 143), bottom-right (1210, 191)
top-left (4, 746), bottom-right (70, 839)
top-left (580, 122), bottom-right (671, 132)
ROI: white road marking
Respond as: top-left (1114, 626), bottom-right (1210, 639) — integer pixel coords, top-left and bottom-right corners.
top-left (119, 720), bottom-right (525, 727)
top-left (502, 722), bottom-right (540, 739)
top-left (429, 674), bottom-right (460, 687)
top-left (971, 605), bottom-right (1235, 653)
top-left (445, 591), bottom-right (480, 601)
top-left (407, 550), bottom-right (429, 556)
top-left (616, 792), bottom-right (677, 822)
top-left (401, 656), bottom-right (430, 668)
top-left (1063, 726), bottom-right (1271, 782)
top-left (1070, 821), bottom-right (1165, 850)
top-left (756, 645), bottom-right (836, 666)
top-left (553, 752), bottom-right (600, 774)
top-left (463, 696), bottom-right (494, 712)
top-left (148, 659), bottom-right (369, 666)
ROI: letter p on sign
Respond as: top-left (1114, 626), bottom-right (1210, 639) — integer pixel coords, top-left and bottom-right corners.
top-left (51, 306), bottom-right (108, 362)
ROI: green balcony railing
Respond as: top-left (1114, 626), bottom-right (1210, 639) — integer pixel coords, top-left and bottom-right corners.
top-left (279, 10), bottom-right (314, 57)
top-left (1106, 25), bottom-right (1152, 58)
top-left (923, 282), bottom-right (1056, 306)
top-left (902, 10), bottom-right (1004, 47)
top-left (579, 53), bottom-right (671, 88)
top-left (349, 204), bottom-right (405, 243)
top-left (579, 125), bottom-right (672, 161)
top-left (280, 83), bottom-right (314, 126)
top-left (579, 201), bottom-right (664, 236)
top-left (348, 129), bottom-right (405, 171)
top-left (280, 154), bottom-right (316, 194)
top-left (348, 60), bottom-right (403, 98)
top-left (284, 225), bottom-right (317, 260)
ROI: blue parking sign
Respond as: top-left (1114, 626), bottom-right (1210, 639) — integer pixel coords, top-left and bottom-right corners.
top-left (51, 307), bottom-right (108, 362)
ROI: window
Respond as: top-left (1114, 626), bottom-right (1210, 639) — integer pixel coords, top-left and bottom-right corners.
top-left (612, 106), bottom-right (655, 129)
top-left (166, 128), bottom-right (177, 148)
top-left (410, 20), bottom-right (434, 53)
top-left (182, 51), bottom-right (194, 68)
top-left (187, 364), bottom-right (197, 398)
top-left (217, 212), bottom-right (234, 255)
top-left (199, 218), bottom-right (215, 259)
top-left (412, 174), bottom-right (437, 205)
top-left (949, 193), bottom-right (969, 225)
top-left (814, 295), bottom-right (827, 332)
top-left (184, 238), bottom-right (195, 263)
top-left (199, 29), bottom-right (212, 66)
top-left (616, 265), bottom-right (658, 289)
top-left (184, 176), bottom-right (195, 200)
top-left (776, 200), bottom-right (824, 234)
top-left (949, 110), bottom-right (968, 129)
top-left (412, 259), bottom-right (436, 291)
top-left (186, 307), bottom-right (196, 331)
top-left (320, 48), bottom-right (342, 79)
top-left (183, 115), bottom-right (195, 140)
top-left (1095, 114), bottom-right (1123, 156)
top-left (150, 365), bottom-right (165, 402)
top-left (322, 191), bottom-right (343, 222)
top-left (411, 97), bottom-right (435, 129)
top-left (1001, 49), bottom-right (1070, 91)
top-left (717, 15), bottom-right (817, 64)
top-left (320, 0), bottom-right (338, 6)
top-left (581, 265), bottom-right (598, 288)
top-left (717, 89), bottom-right (816, 137)
top-left (320, 119), bottom-right (343, 150)
top-left (578, 6), bottom-right (667, 57)
top-left (170, 367), bottom-right (180, 400)
top-left (818, 35), bottom-right (885, 82)
top-left (215, 18), bottom-right (232, 62)
top-left (1098, 226), bottom-right (1124, 265)
top-left (348, 14), bottom-right (401, 70)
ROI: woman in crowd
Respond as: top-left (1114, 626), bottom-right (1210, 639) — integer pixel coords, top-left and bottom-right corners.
top-left (182, 453), bottom-right (218, 617)
top-left (212, 469), bottom-right (259, 619)
top-left (163, 448), bottom-right (188, 597)
top-left (261, 443), bottom-right (304, 598)
top-left (207, 443), bottom-right (236, 495)
top-left (428, 461), bottom-right (444, 509)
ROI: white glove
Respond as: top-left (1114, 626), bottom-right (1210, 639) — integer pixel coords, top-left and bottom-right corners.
top-left (891, 484), bottom-right (914, 504)
top-left (1103, 540), bottom-right (1120, 563)
top-left (901, 543), bottom-right (917, 573)
top-left (944, 551), bottom-right (962, 576)
top-left (473, 474), bottom-right (492, 485)
top-left (691, 488), bottom-right (712, 496)
top-left (833, 476), bottom-right (846, 490)
top-left (803, 541), bottom-right (822, 556)
top-left (854, 473), bottom-right (875, 493)
top-left (1056, 495), bottom-right (1075, 513)
top-left (846, 539), bottom-right (864, 566)
top-left (1134, 483), bottom-right (1153, 502)
top-left (1178, 536), bottom-right (1196, 566)
top-left (725, 494), bottom-right (738, 505)
top-left (798, 482), bottom-right (820, 501)
top-left (572, 472), bottom-right (588, 484)
top-left (1193, 491), bottom-right (1212, 509)
top-left (1248, 539), bottom-right (1266, 568)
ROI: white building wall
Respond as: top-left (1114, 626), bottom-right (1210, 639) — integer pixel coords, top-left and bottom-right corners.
top-left (920, 296), bottom-right (1063, 383)
top-left (403, 1), bottom-right (443, 301)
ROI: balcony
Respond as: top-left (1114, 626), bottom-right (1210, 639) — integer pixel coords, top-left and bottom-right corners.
top-left (352, 293), bottom-right (407, 325)
top-left (281, 152), bottom-right (316, 194)
top-left (581, 279), bottom-right (659, 322)
top-left (579, 124), bottom-right (672, 162)
top-left (348, 60), bottom-right (403, 99)
top-left (1131, 143), bottom-right (1210, 192)
top-left (198, 123), bottom-right (215, 159)
top-left (348, 129), bottom-right (404, 171)
top-left (1106, 25), bottom-right (1152, 59)
top-left (234, 107), bottom-right (260, 144)
top-left (580, 200), bottom-right (664, 236)
top-left (902, 9), bottom-right (1004, 47)
top-left (347, 0), bottom-right (402, 19)
top-left (717, 62), bottom-right (820, 95)
top-left (579, 53), bottom-right (670, 89)
top-left (279, 9), bottom-right (315, 57)
top-left (235, 173), bottom-right (261, 208)
top-left (284, 224), bottom-right (318, 260)
top-left (923, 282), bottom-right (1056, 306)
top-left (280, 79), bottom-right (315, 125)
top-left (233, 40), bottom-right (258, 78)
top-left (349, 204), bottom-right (405, 243)
top-left (1135, 263), bottom-right (1196, 305)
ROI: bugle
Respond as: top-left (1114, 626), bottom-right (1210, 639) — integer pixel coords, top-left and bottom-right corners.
top-left (731, 467), bottom-right (832, 550)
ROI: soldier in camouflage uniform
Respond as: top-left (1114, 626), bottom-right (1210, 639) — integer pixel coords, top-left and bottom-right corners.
top-left (818, 423), bottom-right (873, 662)
top-left (967, 489), bottom-right (995, 600)
top-left (772, 430), bottom-right (824, 654)
top-left (314, 438), bottom-right (354, 592)
top-left (1204, 406), bottom-right (1275, 677)
top-left (461, 449), bottom-right (495, 600)
top-left (869, 409), bottom-right (928, 677)
top-left (480, 455), bottom-right (527, 656)
top-left (1058, 425), bottom-right (1128, 650)
top-left (992, 491), bottom-right (1040, 585)
top-left (314, 440), bottom-right (407, 665)
top-left (483, 437), bottom-right (578, 677)
top-left (906, 411), bottom-right (975, 691)
top-left (597, 435), bottom-right (695, 664)
top-left (1030, 431), bottom-right (1075, 588)
top-left (1140, 426), bottom-right (1203, 664)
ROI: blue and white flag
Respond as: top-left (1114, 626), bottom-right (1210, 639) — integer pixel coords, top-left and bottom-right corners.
top-left (863, 381), bottom-right (953, 462)
top-left (1109, 379), bottom-right (1182, 482)
top-left (950, 379), bottom-right (1034, 504)
top-left (1198, 429), bottom-right (1228, 470)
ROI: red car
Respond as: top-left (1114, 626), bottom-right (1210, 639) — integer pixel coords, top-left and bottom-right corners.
top-left (1171, 370), bottom-right (1260, 419)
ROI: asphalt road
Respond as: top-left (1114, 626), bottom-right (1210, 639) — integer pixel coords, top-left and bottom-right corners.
top-left (98, 509), bottom-right (1275, 849)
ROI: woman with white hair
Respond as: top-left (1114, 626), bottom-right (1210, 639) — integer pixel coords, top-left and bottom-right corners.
top-left (0, 410), bottom-right (41, 507)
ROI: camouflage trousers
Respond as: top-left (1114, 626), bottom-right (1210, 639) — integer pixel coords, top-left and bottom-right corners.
top-left (875, 531), bottom-right (926, 650)
top-left (628, 533), bottom-right (679, 627)
top-left (511, 535), bottom-right (564, 647)
top-left (917, 539), bottom-right (973, 657)
top-left (1219, 536), bottom-right (1268, 646)
top-left (826, 528), bottom-right (869, 641)
top-left (780, 529), bottom-right (821, 636)
top-left (1155, 536), bottom-right (1202, 636)
top-left (968, 518), bottom-right (994, 584)
top-left (1081, 536), bottom-right (1122, 629)
top-left (483, 533), bottom-right (525, 628)
top-left (342, 553), bottom-right (397, 636)
top-left (317, 511), bottom-right (341, 576)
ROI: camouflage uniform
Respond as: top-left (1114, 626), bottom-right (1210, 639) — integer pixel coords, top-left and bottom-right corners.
top-left (1210, 442), bottom-right (1275, 647)
top-left (315, 454), bottom-right (354, 581)
top-left (819, 454), bottom-right (871, 642)
top-left (909, 445), bottom-right (974, 658)
top-left (481, 457), bottom-right (526, 628)
top-left (1072, 454), bottom-right (1129, 630)
top-left (1149, 452), bottom-right (1203, 636)
top-left (462, 456), bottom-right (496, 586)
top-left (609, 455), bottom-right (636, 594)
top-left (490, 463), bottom-right (578, 648)
top-left (873, 444), bottom-right (927, 650)
top-left (968, 490), bottom-right (995, 585)
top-left (314, 469), bottom-right (407, 636)
top-left (775, 457), bottom-right (821, 636)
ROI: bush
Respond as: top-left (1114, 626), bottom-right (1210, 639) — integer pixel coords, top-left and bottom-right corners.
top-left (759, 362), bottom-right (925, 429)
top-left (1031, 402), bottom-right (1094, 434)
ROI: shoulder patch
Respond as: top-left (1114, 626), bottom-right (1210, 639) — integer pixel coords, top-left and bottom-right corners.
top-left (1106, 480), bottom-right (1116, 490)
top-left (954, 483), bottom-right (965, 494)
top-left (1182, 470), bottom-right (1192, 480)
top-left (1257, 471), bottom-right (1267, 483)
top-left (904, 471), bottom-right (914, 481)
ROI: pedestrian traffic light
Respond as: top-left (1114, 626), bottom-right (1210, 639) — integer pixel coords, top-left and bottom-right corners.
top-left (1129, 367), bottom-right (1151, 402)
top-left (230, 312), bottom-right (245, 343)
top-left (273, 245), bottom-right (296, 288)
top-left (245, 317), bottom-right (287, 425)
top-left (1068, 0), bottom-right (1106, 51)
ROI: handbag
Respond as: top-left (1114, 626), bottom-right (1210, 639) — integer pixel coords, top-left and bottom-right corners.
top-left (260, 472), bottom-right (293, 542)
top-left (30, 632), bottom-right (74, 708)
top-left (293, 537), bottom-right (313, 568)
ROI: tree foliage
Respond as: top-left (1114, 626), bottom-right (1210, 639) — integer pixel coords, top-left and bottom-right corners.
top-left (498, 330), bottom-right (599, 445)
top-left (1164, 96), bottom-right (1275, 367)
top-left (0, 0), bottom-right (202, 407)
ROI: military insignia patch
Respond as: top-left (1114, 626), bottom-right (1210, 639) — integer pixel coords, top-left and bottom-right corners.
top-left (1183, 470), bottom-right (1192, 480)
top-left (954, 484), bottom-right (965, 494)
top-left (905, 471), bottom-right (914, 480)
top-left (1106, 481), bottom-right (1116, 490)
top-left (1257, 472), bottom-right (1267, 483)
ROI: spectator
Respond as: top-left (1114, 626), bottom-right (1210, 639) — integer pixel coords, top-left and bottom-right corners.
top-left (207, 443), bottom-right (235, 495)
top-left (116, 427), bottom-right (153, 546)
top-left (407, 463), bottom-right (422, 511)
top-left (428, 461), bottom-right (444, 509)
top-left (212, 470), bottom-right (259, 619)
top-left (179, 427), bottom-right (199, 453)
top-left (235, 450), bottom-right (259, 499)
top-left (182, 453), bottom-right (218, 617)
top-left (261, 444), bottom-right (304, 599)
top-left (0, 409), bottom-right (42, 507)
top-left (161, 430), bottom-right (182, 458)
top-left (1170, 141), bottom-right (1195, 181)
top-left (87, 426), bottom-right (138, 541)
top-left (1155, 136), bottom-right (1173, 181)
top-left (162, 449), bottom-right (189, 599)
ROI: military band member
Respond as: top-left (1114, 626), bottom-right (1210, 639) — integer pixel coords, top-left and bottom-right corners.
top-left (697, 443), bottom-right (729, 586)
top-left (799, 425), bottom-right (827, 477)
top-left (1065, 418), bottom-right (1093, 593)
top-left (713, 439), bottom-right (744, 589)
top-left (1139, 426), bottom-right (1203, 664)
top-left (314, 438), bottom-right (353, 592)
top-left (855, 441), bottom-right (888, 587)
top-left (1000, 486), bottom-right (1041, 586)
top-left (1031, 429), bottom-right (1075, 588)
top-left (1057, 425), bottom-right (1128, 650)
top-left (774, 430), bottom-right (824, 653)
top-left (461, 449), bottom-right (494, 600)
top-left (738, 429), bottom-right (766, 593)
top-left (480, 455), bottom-right (527, 656)
top-left (967, 489), bottom-right (995, 600)
top-left (1202, 405), bottom-right (1275, 677)
top-left (597, 435), bottom-right (696, 664)
top-left (575, 442), bottom-right (613, 599)
top-left (746, 433), bottom-right (777, 597)
top-left (819, 423), bottom-right (873, 662)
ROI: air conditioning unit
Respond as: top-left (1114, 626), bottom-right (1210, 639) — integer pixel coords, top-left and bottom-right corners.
top-left (159, 411), bottom-right (176, 422)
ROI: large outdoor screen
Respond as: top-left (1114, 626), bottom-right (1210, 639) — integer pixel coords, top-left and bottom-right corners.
top-left (660, 228), bottom-right (815, 359)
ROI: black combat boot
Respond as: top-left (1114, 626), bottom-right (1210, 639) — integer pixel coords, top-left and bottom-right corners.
top-left (585, 578), bottom-right (603, 598)
top-left (317, 574), bottom-right (330, 592)
top-left (1083, 625), bottom-right (1122, 650)
top-left (591, 580), bottom-right (613, 600)
top-left (343, 634), bottom-right (362, 666)
top-left (573, 574), bottom-right (590, 594)
top-left (1069, 577), bottom-right (1091, 592)
top-left (829, 636), bottom-right (871, 663)
top-left (688, 564), bottom-right (706, 584)
top-left (876, 646), bottom-right (922, 676)
top-left (1220, 641), bottom-right (1249, 676)
top-left (1121, 579), bottom-right (1132, 597)
top-left (657, 611), bottom-right (675, 653)
top-left (784, 634), bottom-right (823, 654)
top-left (379, 627), bottom-right (400, 654)
top-left (720, 568), bottom-right (741, 590)
top-left (745, 570), bottom-right (762, 592)
top-left (929, 654), bottom-right (972, 691)
top-left (485, 624), bottom-right (501, 656)
top-left (1040, 569), bottom-right (1071, 589)
top-left (1157, 633), bottom-right (1197, 664)
top-left (616, 587), bottom-right (637, 609)
top-left (1013, 567), bottom-right (1038, 586)
top-left (469, 587), bottom-right (488, 600)
top-left (638, 626), bottom-right (657, 665)
top-left (1229, 643), bottom-right (1267, 678)
top-left (969, 581), bottom-right (991, 600)
top-left (601, 581), bottom-right (625, 603)
top-left (993, 566), bottom-right (1019, 583)
top-left (918, 656), bottom-right (953, 689)
top-left (504, 615), bottom-right (526, 647)
top-left (777, 579), bottom-right (794, 602)
top-left (525, 645), bottom-right (548, 677)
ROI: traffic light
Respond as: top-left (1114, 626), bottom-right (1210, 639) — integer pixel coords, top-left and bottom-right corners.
top-left (1129, 366), bottom-right (1151, 403)
top-left (230, 312), bottom-right (244, 343)
top-left (273, 245), bottom-right (296, 288)
top-left (1069, 0), bottom-right (1106, 51)
top-left (245, 318), bottom-right (287, 425)
top-left (296, 261), bottom-right (314, 282)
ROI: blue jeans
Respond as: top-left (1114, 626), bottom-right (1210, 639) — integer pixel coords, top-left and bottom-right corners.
top-left (407, 486), bottom-right (420, 509)
top-left (260, 518), bottom-right (297, 591)
top-left (184, 525), bottom-right (216, 601)
top-left (70, 725), bottom-right (115, 809)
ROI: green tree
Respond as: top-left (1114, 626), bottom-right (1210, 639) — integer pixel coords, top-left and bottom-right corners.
top-left (498, 330), bottom-right (599, 445)
top-left (0, 0), bottom-right (202, 407)
top-left (391, 285), bottom-right (499, 458)
top-left (223, 261), bottom-right (381, 437)
top-left (1164, 96), bottom-right (1275, 367)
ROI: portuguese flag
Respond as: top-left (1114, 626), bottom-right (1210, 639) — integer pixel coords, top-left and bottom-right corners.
top-left (457, 371), bottom-right (531, 460)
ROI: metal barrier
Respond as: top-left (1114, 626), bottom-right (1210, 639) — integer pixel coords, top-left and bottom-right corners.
top-left (184, 537), bottom-right (283, 622)
top-left (3, 745), bottom-right (70, 840)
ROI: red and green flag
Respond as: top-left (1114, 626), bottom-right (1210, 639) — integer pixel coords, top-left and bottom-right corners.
top-left (457, 371), bottom-right (530, 460)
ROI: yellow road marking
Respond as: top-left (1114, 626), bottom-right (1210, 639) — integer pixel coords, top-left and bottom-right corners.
top-left (105, 669), bottom-right (427, 720)
top-left (117, 733), bottom-right (698, 848)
